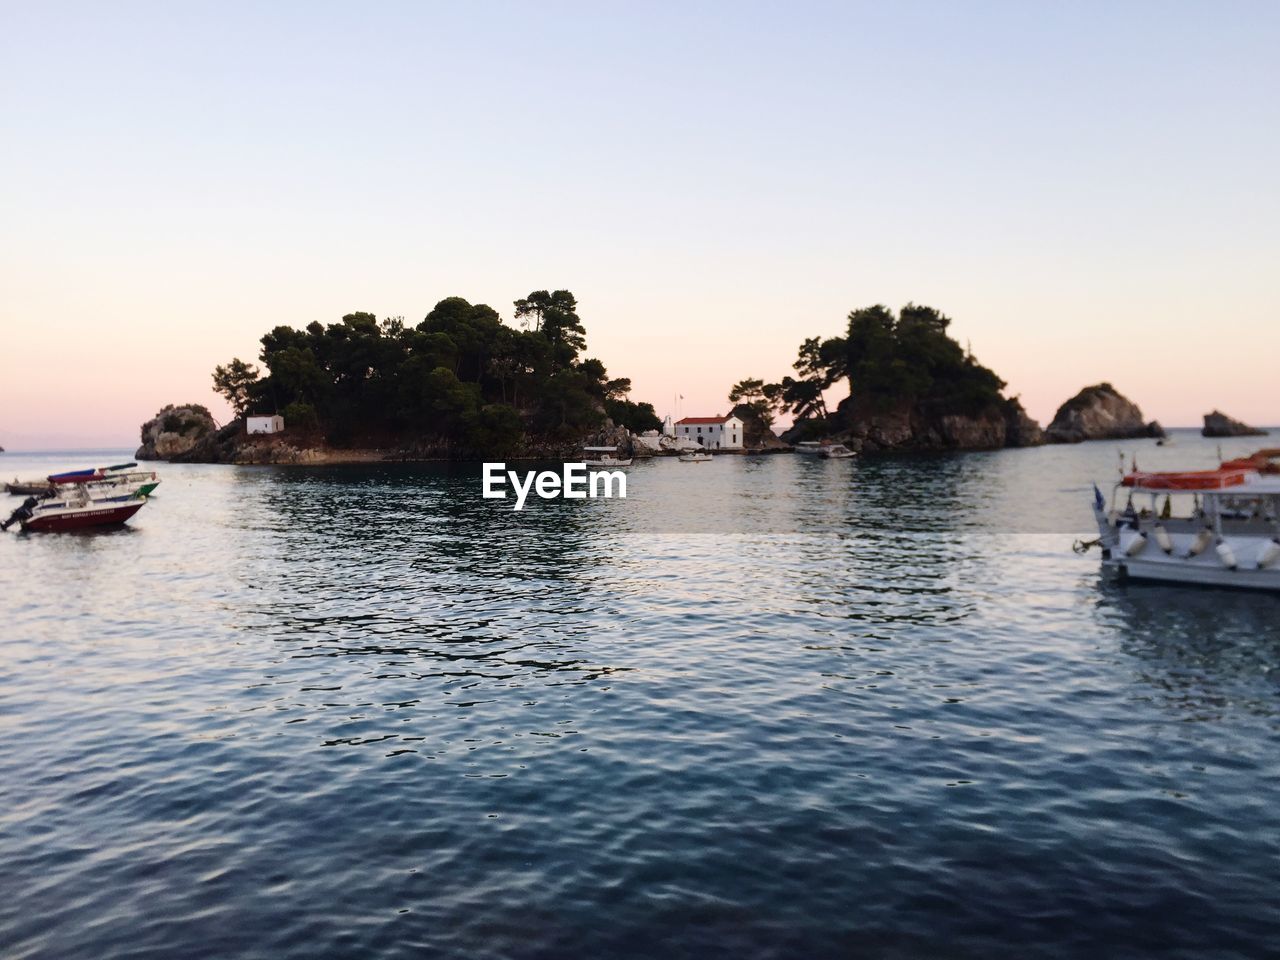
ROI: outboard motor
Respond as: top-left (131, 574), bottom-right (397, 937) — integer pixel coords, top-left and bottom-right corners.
top-left (1, 497), bottom-right (38, 531)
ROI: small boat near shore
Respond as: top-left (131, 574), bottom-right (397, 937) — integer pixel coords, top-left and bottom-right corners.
top-left (1085, 451), bottom-right (1280, 591)
top-left (2, 486), bottom-right (149, 532)
top-left (796, 440), bottom-right (855, 458)
top-left (581, 446), bottom-right (632, 467)
top-left (6, 462), bottom-right (159, 498)
top-left (4, 479), bottom-right (54, 496)
top-left (2, 463), bottom-right (158, 532)
top-left (678, 451), bottom-right (713, 463)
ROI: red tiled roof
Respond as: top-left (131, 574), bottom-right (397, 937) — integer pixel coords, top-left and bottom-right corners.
top-left (676, 415), bottom-right (734, 425)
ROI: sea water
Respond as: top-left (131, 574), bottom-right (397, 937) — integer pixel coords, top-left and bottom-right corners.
top-left (1, 431), bottom-right (1278, 958)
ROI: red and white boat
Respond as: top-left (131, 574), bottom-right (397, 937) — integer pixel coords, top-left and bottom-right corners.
top-left (2, 484), bottom-right (149, 533)
top-left (1087, 451), bottom-right (1280, 591)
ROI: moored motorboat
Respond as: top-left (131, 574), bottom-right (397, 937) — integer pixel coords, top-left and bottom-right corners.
top-left (5, 479), bottom-right (55, 497)
top-left (1085, 452), bottom-right (1280, 591)
top-left (678, 451), bottom-right (712, 463)
top-left (2, 485), bottom-right (149, 532)
top-left (796, 440), bottom-right (854, 458)
top-left (581, 445), bottom-right (632, 467)
top-left (7, 463), bottom-right (160, 499)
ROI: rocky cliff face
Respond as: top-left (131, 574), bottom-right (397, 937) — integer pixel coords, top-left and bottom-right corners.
top-left (1044, 384), bottom-right (1164, 443)
top-left (729, 404), bottom-right (789, 451)
top-left (825, 396), bottom-right (1042, 453)
top-left (1202, 410), bottom-right (1267, 438)
top-left (1003, 398), bottom-right (1044, 448)
top-left (136, 405), bottom-right (221, 460)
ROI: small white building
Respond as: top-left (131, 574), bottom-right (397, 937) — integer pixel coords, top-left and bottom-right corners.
top-left (247, 415), bottom-right (285, 435)
top-left (675, 414), bottom-right (744, 450)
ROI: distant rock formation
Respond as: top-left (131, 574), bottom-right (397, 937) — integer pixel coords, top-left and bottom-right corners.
top-left (1202, 410), bottom-right (1267, 438)
top-left (1044, 384), bottom-right (1165, 444)
top-left (819, 395), bottom-right (1043, 453)
top-left (729, 403), bottom-right (790, 451)
top-left (136, 404), bottom-right (221, 460)
top-left (1002, 397), bottom-right (1044, 448)
top-left (585, 421), bottom-right (635, 458)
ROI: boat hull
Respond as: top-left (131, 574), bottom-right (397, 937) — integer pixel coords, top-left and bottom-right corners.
top-left (1093, 504), bottom-right (1280, 593)
top-left (21, 501), bottom-right (144, 532)
top-left (1104, 556), bottom-right (1280, 591)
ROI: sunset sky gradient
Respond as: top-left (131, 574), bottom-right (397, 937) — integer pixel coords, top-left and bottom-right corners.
top-left (2, 1), bottom-right (1277, 449)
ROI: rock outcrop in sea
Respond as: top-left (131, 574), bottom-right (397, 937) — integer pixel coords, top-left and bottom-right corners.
top-left (136, 404), bottom-right (222, 460)
top-left (1002, 397), bottom-right (1045, 448)
top-left (808, 395), bottom-right (1043, 454)
top-left (1201, 410), bottom-right (1267, 438)
top-left (729, 403), bottom-right (791, 452)
top-left (1044, 384), bottom-right (1164, 444)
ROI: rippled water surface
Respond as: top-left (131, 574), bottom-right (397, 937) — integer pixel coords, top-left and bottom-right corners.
top-left (2, 432), bottom-right (1279, 959)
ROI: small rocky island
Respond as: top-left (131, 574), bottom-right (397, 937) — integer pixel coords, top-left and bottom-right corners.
top-left (741, 303), bottom-right (1046, 453)
top-left (1202, 410), bottom-right (1267, 438)
top-left (137, 290), bottom-right (662, 464)
top-left (1043, 383), bottom-right (1165, 444)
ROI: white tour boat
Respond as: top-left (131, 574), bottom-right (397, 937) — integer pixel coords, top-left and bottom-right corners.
top-left (1086, 450), bottom-right (1280, 591)
top-left (581, 446), bottom-right (632, 468)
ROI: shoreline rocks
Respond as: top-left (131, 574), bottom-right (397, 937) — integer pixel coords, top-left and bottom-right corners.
top-left (1202, 410), bottom-right (1267, 438)
top-left (134, 407), bottom-right (660, 465)
top-left (812, 395), bottom-right (1044, 453)
top-left (1044, 383), bottom-right (1164, 444)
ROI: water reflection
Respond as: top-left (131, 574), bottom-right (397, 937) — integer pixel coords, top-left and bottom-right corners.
top-left (1096, 581), bottom-right (1280, 718)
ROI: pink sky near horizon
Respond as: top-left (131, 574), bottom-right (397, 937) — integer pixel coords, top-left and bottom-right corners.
top-left (2, 3), bottom-right (1277, 450)
top-left (2, 275), bottom-right (1274, 451)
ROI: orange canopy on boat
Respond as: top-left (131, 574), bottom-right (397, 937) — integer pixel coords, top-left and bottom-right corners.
top-left (1122, 467), bottom-right (1252, 490)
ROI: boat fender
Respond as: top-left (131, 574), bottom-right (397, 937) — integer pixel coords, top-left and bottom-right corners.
top-left (1124, 532), bottom-right (1148, 557)
top-left (1186, 528), bottom-right (1214, 558)
top-left (1106, 510), bottom-right (1119, 528)
top-left (1215, 538), bottom-right (1238, 571)
top-left (1152, 523), bottom-right (1173, 554)
top-left (1257, 538), bottom-right (1280, 570)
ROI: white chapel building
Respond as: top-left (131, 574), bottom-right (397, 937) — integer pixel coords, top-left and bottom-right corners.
top-left (675, 414), bottom-right (744, 450)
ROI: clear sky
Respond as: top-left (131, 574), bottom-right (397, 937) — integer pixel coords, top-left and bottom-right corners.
top-left (2, 1), bottom-right (1277, 449)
